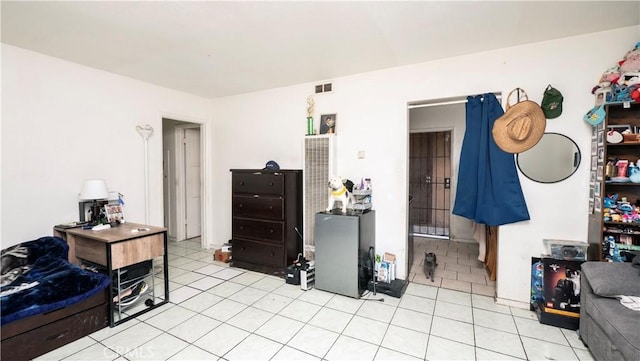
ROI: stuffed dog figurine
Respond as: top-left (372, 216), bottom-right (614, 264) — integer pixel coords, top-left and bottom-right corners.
top-left (327, 176), bottom-right (354, 213)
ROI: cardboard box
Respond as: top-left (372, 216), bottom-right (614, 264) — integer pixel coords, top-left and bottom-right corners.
top-left (214, 249), bottom-right (232, 263)
top-left (383, 252), bottom-right (396, 263)
top-left (529, 257), bottom-right (584, 330)
top-left (542, 258), bottom-right (583, 316)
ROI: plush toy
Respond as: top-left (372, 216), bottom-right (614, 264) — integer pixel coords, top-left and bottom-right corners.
top-left (617, 72), bottom-right (640, 87)
top-left (631, 88), bottom-right (640, 102)
top-left (619, 203), bottom-right (634, 213)
top-left (600, 66), bottom-right (621, 84)
top-left (326, 176), bottom-right (354, 213)
top-left (604, 194), bottom-right (618, 209)
top-left (622, 211), bottom-right (638, 223)
top-left (619, 48), bottom-right (640, 73)
top-left (611, 83), bottom-right (631, 102)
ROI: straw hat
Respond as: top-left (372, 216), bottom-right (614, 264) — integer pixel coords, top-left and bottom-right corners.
top-left (492, 88), bottom-right (546, 154)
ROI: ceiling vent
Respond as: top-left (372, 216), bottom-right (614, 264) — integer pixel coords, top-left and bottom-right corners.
top-left (314, 83), bottom-right (333, 94)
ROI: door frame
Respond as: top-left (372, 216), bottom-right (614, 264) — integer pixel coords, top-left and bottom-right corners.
top-left (174, 123), bottom-right (201, 241)
top-left (407, 97), bottom-right (466, 276)
top-left (161, 113), bottom-right (210, 249)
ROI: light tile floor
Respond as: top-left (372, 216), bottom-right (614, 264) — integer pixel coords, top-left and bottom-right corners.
top-left (36, 238), bottom-right (595, 361)
top-left (408, 237), bottom-right (496, 297)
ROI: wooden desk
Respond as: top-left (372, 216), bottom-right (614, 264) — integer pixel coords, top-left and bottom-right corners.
top-left (57, 223), bottom-right (169, 326)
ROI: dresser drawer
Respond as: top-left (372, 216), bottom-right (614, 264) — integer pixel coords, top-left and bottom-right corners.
top-left (1, 297), bottom-right (108, 361)
top-left (232, 172), bottom-right (284, 195)
top-left (233, 218), bottom-right (284, 244)
top-left (232, 195), bottom-right (284, 220)
top-left (232, 239), bottom-right (284, 267)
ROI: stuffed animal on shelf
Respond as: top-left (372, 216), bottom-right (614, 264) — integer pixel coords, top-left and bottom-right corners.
top-left (326, 176), bottom-right (354, 214)
top-left (604, 194), bottom-right (618, 209)
top-left (619, 45), bottom-right (640, 73)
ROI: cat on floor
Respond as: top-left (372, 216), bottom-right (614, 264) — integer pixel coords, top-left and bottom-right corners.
top-left (424, 252), bottom-right (438, 282)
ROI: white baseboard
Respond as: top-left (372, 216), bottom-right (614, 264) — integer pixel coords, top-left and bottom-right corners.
top-left (495, 297), bottom-right (529, 310)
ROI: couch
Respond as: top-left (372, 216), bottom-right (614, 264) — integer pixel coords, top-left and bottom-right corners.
top-left (580, 261), bottom-right (640, 361)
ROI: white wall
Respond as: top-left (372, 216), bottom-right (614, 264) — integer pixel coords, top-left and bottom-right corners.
top-left (2, 27), bottom-right (638, 305)
top-left (210, 27), bottom-right (639, 305)
top-left (1, 44), bottom-right (212, 247)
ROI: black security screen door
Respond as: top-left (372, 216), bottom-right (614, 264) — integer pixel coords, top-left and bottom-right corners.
top-left (409, 131), bottom-right (451, 238)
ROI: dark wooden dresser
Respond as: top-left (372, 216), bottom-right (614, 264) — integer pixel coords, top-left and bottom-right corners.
top-left (230, 169), bottom-right (302, 276)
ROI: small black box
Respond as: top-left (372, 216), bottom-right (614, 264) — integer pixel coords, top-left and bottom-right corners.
top-left (285, 264), bottom-right (300, 285)
top-left (366, 279), bottom-right (407, 298)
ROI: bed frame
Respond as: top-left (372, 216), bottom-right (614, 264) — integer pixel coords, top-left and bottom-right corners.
top-left (1, 289), bottom-right (109, 361)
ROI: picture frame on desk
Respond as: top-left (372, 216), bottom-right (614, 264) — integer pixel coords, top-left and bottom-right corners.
top-left (104, 204), bottom-right (125, 224)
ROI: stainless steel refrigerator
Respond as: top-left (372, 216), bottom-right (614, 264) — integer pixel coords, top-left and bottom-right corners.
top-left (314, 211), bottom-right (375, 298)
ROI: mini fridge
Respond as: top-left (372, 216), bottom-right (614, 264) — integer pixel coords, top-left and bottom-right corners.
top-left (314, 211), bottom-right (375, 298)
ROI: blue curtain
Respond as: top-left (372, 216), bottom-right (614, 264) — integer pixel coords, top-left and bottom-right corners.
top-left (452, 93), bottom-right (530, 226)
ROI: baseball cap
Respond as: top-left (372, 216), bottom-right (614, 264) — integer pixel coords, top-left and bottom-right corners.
top-left (264, 160), bottom-right (280, 170)
top-left (584, 105), bottom-right (605, 126)
top-left (541, 85), bottom-right (563, 119)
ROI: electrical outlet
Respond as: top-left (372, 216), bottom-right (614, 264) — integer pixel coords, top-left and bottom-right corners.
top-left (358, 150), bottom-right (365, 159)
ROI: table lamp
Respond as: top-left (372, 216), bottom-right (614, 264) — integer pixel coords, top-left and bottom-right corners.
top-left (79, 179), bottom-right (109, 225)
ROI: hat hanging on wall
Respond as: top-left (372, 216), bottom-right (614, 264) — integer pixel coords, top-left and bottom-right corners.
top-left (583, 105), bottom-right (605, 126)
top-left (492, 88), bottom-right (547, 154)
top-left (541, 84), bottom-right (563, 119)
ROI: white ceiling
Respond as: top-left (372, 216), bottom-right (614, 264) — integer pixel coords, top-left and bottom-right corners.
top-left (2, 1), bottom-right (639, 98)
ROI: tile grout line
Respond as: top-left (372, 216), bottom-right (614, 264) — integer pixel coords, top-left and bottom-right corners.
top-left (53, 239), bottom-right (593, 361)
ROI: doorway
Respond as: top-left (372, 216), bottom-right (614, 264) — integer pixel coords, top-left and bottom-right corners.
top-left (163, 118), bottom-right (202, 242)
top-left (406, 95), bottom-right (500, 294)
top-left (409, 131), bottom-right (452, 239)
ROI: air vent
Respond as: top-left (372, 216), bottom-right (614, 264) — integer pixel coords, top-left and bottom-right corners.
top-left (314, 83), bottom-right (333, 94)
top-left (303, 135), bottom-right (336, 259)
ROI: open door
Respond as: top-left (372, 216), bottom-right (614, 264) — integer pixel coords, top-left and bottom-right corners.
top-left (184, 127), bottom-right (201, 239)
top-left (162, 119), bottom-right (202, 242)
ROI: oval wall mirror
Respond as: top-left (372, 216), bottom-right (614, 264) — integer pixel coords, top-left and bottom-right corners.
top-left (516, 133), bottom-right (581, 183)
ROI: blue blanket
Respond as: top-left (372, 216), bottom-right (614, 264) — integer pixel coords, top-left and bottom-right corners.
top-left (1, 237), bottom-right (111, 326)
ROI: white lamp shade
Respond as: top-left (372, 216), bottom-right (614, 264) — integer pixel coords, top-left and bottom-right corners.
top-left (79, 179), bottom-right (109, 200)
